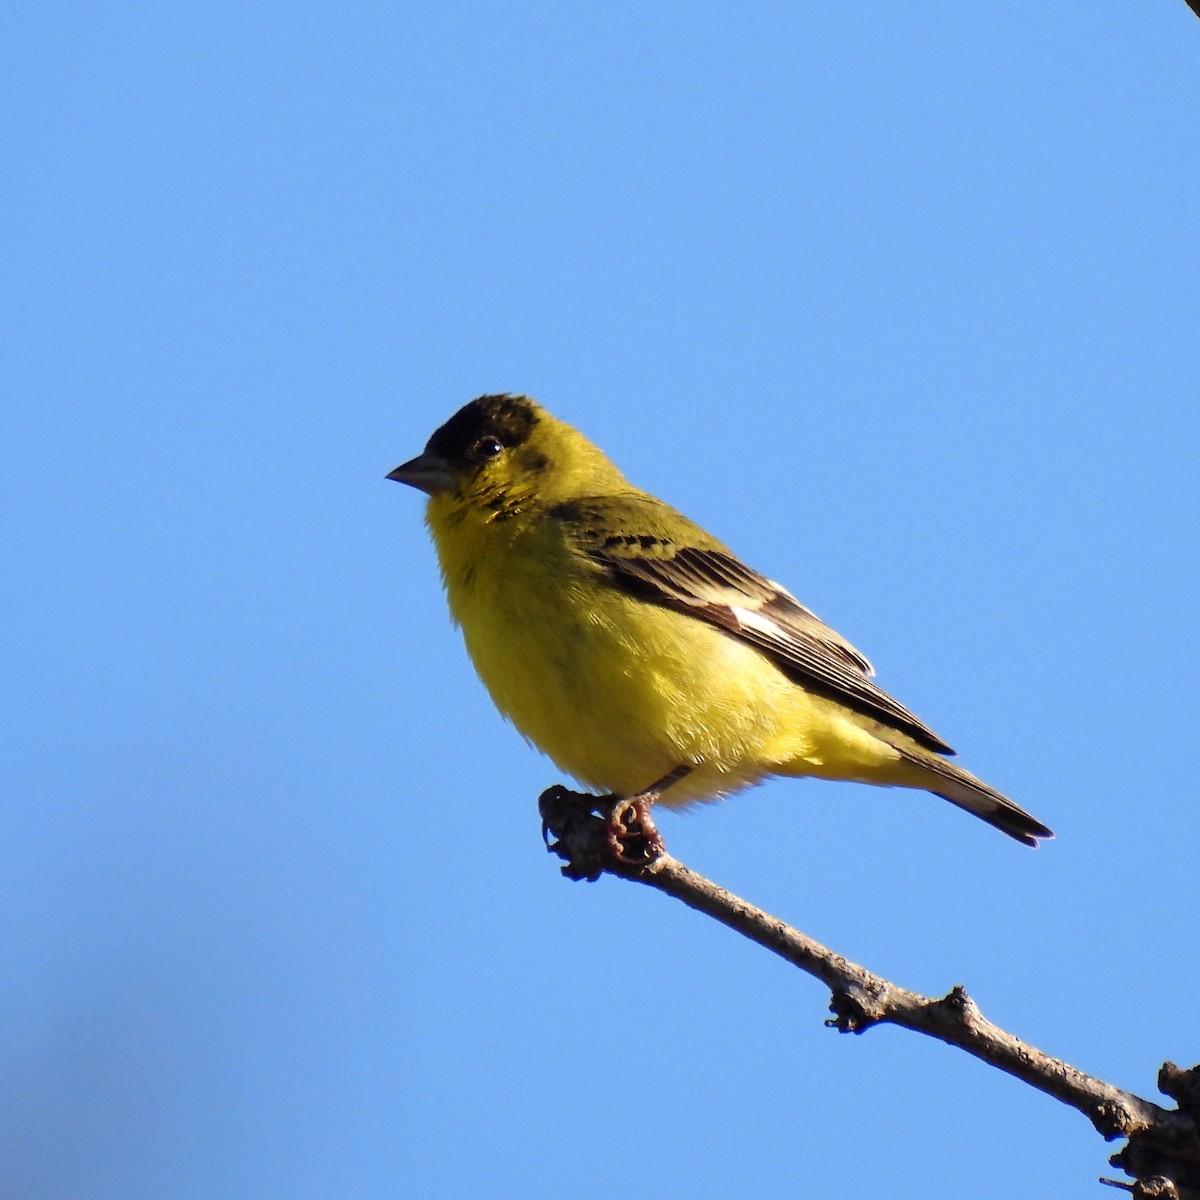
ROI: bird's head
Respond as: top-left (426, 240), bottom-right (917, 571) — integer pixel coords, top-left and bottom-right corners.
top-left (388, 394), bottom-right (627, 516)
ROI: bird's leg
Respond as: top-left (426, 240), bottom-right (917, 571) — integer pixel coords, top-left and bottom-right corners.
top-left (605, 764), bottom-right (691, 867)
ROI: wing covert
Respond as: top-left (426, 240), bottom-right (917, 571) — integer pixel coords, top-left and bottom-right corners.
top-left (557, 499), bottom-right (954, 756)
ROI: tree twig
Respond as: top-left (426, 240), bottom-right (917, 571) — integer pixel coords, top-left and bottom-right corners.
top-left (539, 787), bottom-right (1200, 1198)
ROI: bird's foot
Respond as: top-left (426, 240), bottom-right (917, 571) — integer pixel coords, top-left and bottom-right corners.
top-left (601, 764), bottom-right (688, 866)
top-left (538, 785), bottom-right (666, 881)
top-left (604, 796), bottom-right (664, 868)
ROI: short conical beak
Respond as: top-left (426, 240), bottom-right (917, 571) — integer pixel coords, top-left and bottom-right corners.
top-left (386, 452), bottom-right (455, 496)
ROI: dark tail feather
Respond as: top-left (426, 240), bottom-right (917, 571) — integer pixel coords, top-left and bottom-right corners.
top-left (897, 749), bottom-right (1054, 848)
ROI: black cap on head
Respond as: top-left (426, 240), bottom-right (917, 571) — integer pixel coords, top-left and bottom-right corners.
top-left (426, 394), bottom-right (539, 463)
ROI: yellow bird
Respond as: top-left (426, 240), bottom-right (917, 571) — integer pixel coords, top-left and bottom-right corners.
top-left (388, 394), bottom-right (1052, 848)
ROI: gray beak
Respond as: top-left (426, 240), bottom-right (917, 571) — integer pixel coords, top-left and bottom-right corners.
top-left (386, 452), bottom-right (455, 496)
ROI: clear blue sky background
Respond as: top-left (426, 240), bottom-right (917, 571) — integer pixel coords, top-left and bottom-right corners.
top-left (3, 3), bottom-right (1198, 1197)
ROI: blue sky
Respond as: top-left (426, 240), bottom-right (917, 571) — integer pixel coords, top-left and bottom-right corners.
top-left (3, 2), bottom-right (1198, 1196)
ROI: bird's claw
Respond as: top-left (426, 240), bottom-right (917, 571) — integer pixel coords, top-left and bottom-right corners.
top-left (538, 786), bottom-right (665, 880)
top-left (604, 797), bottom-right (665, 867)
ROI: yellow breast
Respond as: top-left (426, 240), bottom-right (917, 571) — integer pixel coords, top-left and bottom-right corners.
top-left (424, 495), bottom-right (848, 803)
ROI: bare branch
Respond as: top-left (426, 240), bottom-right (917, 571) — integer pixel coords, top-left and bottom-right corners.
top-left (539, 787), bottom-right (1200, 1198)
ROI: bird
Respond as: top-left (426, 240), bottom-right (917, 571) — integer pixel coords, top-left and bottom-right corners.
top-left (387, 393), bottom-right (1053, 849)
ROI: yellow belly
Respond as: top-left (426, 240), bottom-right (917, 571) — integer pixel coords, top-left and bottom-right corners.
top-left (430, 509), bottom-right (905, 805)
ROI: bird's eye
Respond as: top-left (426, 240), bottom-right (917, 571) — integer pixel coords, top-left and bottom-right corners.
top-left (471, 435), bottom-right (504, 460)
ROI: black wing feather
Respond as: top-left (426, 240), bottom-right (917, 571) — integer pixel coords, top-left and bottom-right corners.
top-left (588, 541), bottom-right (954, 756)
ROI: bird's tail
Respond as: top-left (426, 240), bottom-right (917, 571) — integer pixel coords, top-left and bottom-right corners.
top-left (895, 748), bottom-right (1053, 847)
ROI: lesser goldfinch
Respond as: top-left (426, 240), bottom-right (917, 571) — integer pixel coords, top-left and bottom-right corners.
top-left (388, 394), bottom-right (1052, 847)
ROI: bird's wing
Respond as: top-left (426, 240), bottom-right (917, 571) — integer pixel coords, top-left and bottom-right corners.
top-left (556, 495), bottom-right (954, 756)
